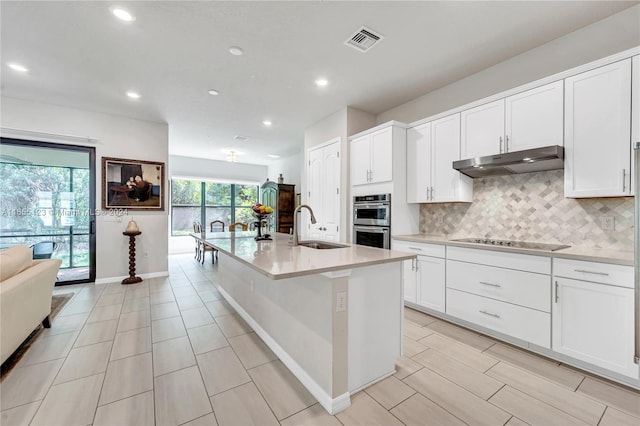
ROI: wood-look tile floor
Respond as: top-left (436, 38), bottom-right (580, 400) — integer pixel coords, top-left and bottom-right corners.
top-left (2, 253), bottom-right (639, 426)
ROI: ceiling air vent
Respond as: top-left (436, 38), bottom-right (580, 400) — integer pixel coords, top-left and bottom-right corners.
top-left (344, 26), bottom-right (383, 52)
top-left (233, 135), bottom-right (249, 142)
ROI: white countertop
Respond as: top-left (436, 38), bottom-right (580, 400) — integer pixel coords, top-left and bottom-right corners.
top-left (392, 234), bottom-right (633, 266)
top-left (195, 232), bottom-right (415, 279)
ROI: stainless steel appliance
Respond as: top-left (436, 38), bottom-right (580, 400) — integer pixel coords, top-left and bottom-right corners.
top-left (634, 142), bottom-right (640, 365)
top-left (451, 237), bottom-right (570, 252)
top-left (453, 145), bottom-right (564, 178)
top-left (353, 194), bottom-right (390, 249)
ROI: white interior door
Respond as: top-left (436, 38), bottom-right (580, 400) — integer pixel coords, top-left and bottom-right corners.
top-left (307, 146), bottom-right (324, 239)
top-left (322, 142), bottom-right (341, 241)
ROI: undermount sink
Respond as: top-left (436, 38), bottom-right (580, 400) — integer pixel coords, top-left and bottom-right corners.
top-left (298, 241), bottom-right (349, 250)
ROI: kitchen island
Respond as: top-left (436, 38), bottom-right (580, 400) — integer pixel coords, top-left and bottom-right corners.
top-left (199, 232), bottom-right (414, 414)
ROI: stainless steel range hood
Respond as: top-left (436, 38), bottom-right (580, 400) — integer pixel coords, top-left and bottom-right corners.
top-left (452, 145), bottom-right (564, 178)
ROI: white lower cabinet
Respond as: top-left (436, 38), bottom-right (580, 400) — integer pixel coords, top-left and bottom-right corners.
top-left (392, 240), bottom-right (445, 313)
top-left (552, 259), bottom-right (638, 379)
top-left (393, 239), bottom-right (638, 386)
top-left (446, 288), bottom-right (551, 348)
top-left (416, 256), bottom-right (445, 313)
top-left (445, 248), bottom-right (552, 348)
top-left (402, 258), bottom-right (417, 303)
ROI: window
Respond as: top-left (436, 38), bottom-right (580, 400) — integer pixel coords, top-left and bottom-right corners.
top-left (170, 179), bottom-right (258, 236)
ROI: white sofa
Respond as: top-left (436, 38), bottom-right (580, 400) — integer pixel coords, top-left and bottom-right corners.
top-left (1, 245), bottom-right (61, 364)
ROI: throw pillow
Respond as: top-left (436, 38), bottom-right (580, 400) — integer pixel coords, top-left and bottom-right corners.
top-left (0, 245), bottom-right (33, 281)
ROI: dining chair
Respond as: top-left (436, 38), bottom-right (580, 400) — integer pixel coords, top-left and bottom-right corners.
top-left (193, 221), bottom-right (203, 261)
top-left (229, 222), bottom-right (248, 232)
top-left (209, 220), bottom-right (225, 232)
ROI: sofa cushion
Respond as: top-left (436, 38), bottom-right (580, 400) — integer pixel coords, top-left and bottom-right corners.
top-left (0, 245), bottom-right (33, 281)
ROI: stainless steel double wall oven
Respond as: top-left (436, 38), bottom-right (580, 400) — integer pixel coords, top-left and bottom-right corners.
top-left (352, 193), bottom-right (391, 249)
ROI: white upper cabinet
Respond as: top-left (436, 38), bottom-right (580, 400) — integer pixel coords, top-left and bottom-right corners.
top-left (407, 115), bottom-right (472, 203)
top-left (350, 124), bottom-right (396, 186)
top-left (505, 80), bottom-right (564, 152)
top-left (431, 114), bottom-right (472, 202)
top-left (461, 99), bottom-right (505, 159)
top-left (350, 135), bottom-right (371, 186)
top-left (632, 55), bottom-right (639, 195)
top-left (406, 123), bottom-right (431, 203)
top-left (461, 81), bottom-right (564, 159)
top-left (564, 59), bottom-right (632, 198)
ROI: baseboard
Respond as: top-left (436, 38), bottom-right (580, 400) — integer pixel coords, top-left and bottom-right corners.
top-left (218, 286), bottom-right (352, 415)
top-left (95, 271), bottom-right (169, 285)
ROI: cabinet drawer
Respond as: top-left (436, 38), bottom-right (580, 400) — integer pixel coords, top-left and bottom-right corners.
top-left (554, 258), bottom-right (633, 288)
top-left (392, 240), bottom-right (445, 258)
top-left (448, 246), bottom-right (550, 274)
top-left (446, 288), bottom-right (551, 348)
top-left (447, 260), bottom-right (550, 312)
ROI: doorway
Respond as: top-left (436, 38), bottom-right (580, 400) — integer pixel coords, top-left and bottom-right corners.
top-left (0, 138), bottom-right (96, 284)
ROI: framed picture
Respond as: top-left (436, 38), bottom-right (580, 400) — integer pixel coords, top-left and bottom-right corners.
top-left (102, 157), bottom-right (165, 211)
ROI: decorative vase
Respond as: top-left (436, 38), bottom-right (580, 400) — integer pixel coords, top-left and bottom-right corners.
top-left (251, 211), bottom-right (273, 241)
top-left (126, 219), bottom-right (140, 233)
top-left (278, 174), bottom-right (284, 184)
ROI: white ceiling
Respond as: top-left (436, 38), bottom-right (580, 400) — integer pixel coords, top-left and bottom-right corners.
top-left (1, 1), bottom-right (637, 165)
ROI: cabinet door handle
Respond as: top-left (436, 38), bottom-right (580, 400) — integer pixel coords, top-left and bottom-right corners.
top-left (479, 281), bottom-right (501, 288)
top-left (479, 310), bottom-right (500, 319)
top-left (555, 280), bottom-right (559, 303)
top-left (415, 261), bottom-right (419, 272)
top-left (430, 186), bottom-right (434, 201)
top-left (505, 135), bottom-right (509, 152)
top-left (623, 169), bottom-right (627, 192)
top-left (411, 258), bottom-right (415, 271)
top-left (408, 247), bottom-right (423, 251)
top-left (499, 136), bottom-right (503, 154)
top-left (574, 269), bottom-right (609, 276)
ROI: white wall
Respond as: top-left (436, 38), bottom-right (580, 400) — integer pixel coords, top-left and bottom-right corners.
top-left (1, 96), bottom-right (169, 282)
top-left (377, 5), bottom-right (640, 124)
top-left (266, 150), bottom-right (303, 192)
top-left (168, 155), bottom-right (268, 254)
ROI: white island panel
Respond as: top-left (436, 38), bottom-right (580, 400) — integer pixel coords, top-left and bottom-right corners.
top-left (205, 233), bottom-right (407, 414)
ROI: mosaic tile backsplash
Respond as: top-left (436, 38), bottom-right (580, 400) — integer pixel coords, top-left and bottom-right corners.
top-left (419, 170), bottom-right (634, 251)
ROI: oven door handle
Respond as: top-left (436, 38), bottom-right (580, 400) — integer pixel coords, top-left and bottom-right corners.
top-left (353, 226), bottom-right (389, 233)
top-left (354, 203), bottom-right (389, 209)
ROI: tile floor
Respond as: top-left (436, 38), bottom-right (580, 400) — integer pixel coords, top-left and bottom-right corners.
top-left (1, 253), bottom-right (640, 425)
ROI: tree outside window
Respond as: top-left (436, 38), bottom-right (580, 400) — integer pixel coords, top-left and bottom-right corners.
top-left (170, 179), bottom-right (258, 235)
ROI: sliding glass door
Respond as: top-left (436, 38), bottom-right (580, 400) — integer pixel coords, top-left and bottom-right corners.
top-left (0, 138), bottom-right (96, 284)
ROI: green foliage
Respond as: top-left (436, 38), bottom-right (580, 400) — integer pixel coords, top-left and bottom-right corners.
top-left (170, 179), bottom-right (258, 235)
top-left (171, 179), bottom-right (201, 205)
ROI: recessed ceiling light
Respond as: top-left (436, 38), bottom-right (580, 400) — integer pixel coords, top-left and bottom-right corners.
top-left (315, 78), bottom-right (328, 87)
top-left (229, 46), bottom-right (244, 56)
top-left (262, 120), bottom-right (272, 127)
top-left (208, 89), bottom-right (219, 96)
top-left (112, 7), bottom-right (135, 22)
top-left (8, 63), bottom-right (28, 73)
top-left (267, 154), bottom-right (280, 159)
top-left (126, 91), bottom-right (141, 99)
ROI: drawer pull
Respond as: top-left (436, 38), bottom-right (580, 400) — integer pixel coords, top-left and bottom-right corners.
top-left (479, 281), bottom-right (501, 288)
top-left (408, 247), bottom-right (423, 251)
top-left (479, 310), bottom-right (501, 319)
top-left (574, 269), bottom-right (609, 276)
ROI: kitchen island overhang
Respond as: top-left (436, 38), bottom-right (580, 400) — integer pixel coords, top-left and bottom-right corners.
top-left (201, 233), bottom-right (415, 414)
